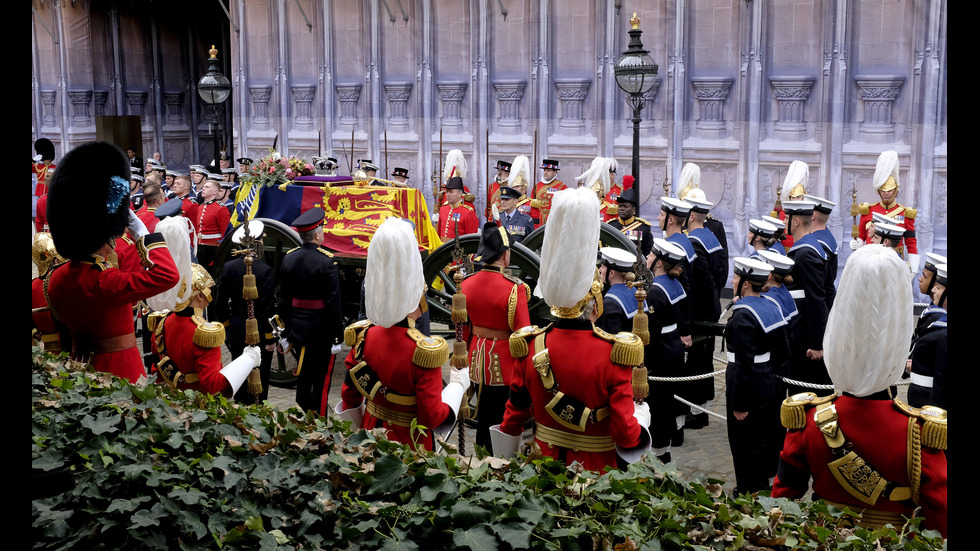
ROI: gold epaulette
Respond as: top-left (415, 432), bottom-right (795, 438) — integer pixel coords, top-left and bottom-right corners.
top-left (904, 206), bottom-right (917, 219)
top-left (529, 199), bottom-right (542, 209)
top-left (285, 246), bottom-right (300, 254)
top-left (464, 193), bottom-right (476, 203)
top-left (634, 217), bottom-right (650, 226)
top-left (591, 326), bottom-right (644, 367)
top-left (317, 248), bottom-right (334, 257)
top-left (780, 392), bottom-right (837, 429)
top-left (893, 399), bottom-right (947, 450)
top-left (147, 310), bottom-right (169, 333)
top-left (858, 202), bottom-right (871, 215)
top-left (344, 319), bottom-right (373, 347)
top-left (509, 324), bottom-right (550, 358)
top-left (462, 204), bottom-right (475, 211)
top-left (191, 313), bottom-right (226, 348)
top-left (407, 328), bottom-right (449, 368)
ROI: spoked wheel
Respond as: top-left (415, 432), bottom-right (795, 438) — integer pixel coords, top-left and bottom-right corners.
top-left (519, 221), bottom-right (640, 258)
top-left (421, 236), bottom-right (545, 328)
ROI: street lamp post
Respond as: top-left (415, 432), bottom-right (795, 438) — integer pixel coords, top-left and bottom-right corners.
top-left (614, 13), bottom-right (658, 202)
top-left (197, 45), bottom-right (232, 172)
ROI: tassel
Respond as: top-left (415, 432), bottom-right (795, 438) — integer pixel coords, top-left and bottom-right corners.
top-left (920, 410), bottom-right (947, 451)
top-left (632, 287), bottom-right (650, 345)
top-left (851, 224), bottom-right (860, 239)
top-left (610, 333), bottom-right (644, 366)
top-left (451, 340), bottom-right (469, 368)
top-left (451, 270), bottom-right (468, 323)
top-left (632, 365), bottom-right (649, 401)
top-left (242, 273), bottom-right (258, 300)
top-left (509, 333), bottom-right (529, 358)
top-left (245, 318), bottom-right (260, 346)
top-left (246, 367), bottom-right (263, 396)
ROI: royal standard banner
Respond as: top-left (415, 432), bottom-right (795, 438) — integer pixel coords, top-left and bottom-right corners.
top-left (252, 178), bottom-right (441, 256)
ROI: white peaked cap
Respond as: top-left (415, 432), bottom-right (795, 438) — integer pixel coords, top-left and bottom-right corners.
top-left (824, 244), bottom-right (913, 396)
top-left (781, 160), bottom-right (809, 201)
top-left (443, 149), bottom-right (467, 181)
top-left (146, 216), bottom-right (194, 312)
top-left (365, 218), bottom-right (425, 328)
top-left (873, 150), bottom-right (900, 190)
top-left (508, 155), bottom-right (531, 187)
top-left (536, 188), bottom-right (601, 307)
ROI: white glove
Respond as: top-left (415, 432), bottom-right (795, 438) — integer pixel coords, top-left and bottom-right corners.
top-left (449, 366), bottom-right (470, 389)
top-left (34, 154), bottom-right (43, 162)
top-left (221, 349), bottom-right (260, 396)
top-left (243, 346), bottom-right (261, 367)
top-left (849, 237), bottom-right (864, 251)
top-left (128, 209), bottom-right (149, 239)
top-left (616, 401), bottom-right (652, 464)
top-left (277, 337), bottom-right (291, 354)
top-left (491, 203), bottom-right (500, 222)
top-left (333, 399), bottom-right (365, 426)
top-left (489, 424), bottom-right (521, 458)
top-left (331, 343), bottom-right (342, 355)
top-left (907, 253), bottom-right (921, 276)
top-left (431, 212), bottom-right (440, 224)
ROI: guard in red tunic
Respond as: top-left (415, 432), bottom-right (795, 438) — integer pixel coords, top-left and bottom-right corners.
top-left (852, 150), bottom-right (920, 273)
top-left (436, 176), bottom-right (479, 240)
top-left (32, 232), bottom-right (66, 353)
top-left (44, 142), bottom-right (180, 383)
top-left (529, 159), bottom-right (566, 227)
top-left (336, 218), bottom-right (468, 451)
top-left (33, 138), bottom-right (56, 222)
top-left (772, 245), bottom-right (946, 538)
top-left (195, 180), bottom-right (231, 246)
top-left (601, 174), bottom-right (630, 223)
top-left (149, 264), bottom-right (259, 396)
top-left (487, 159), bottom-right (511, 212)
top-left (462, 222), bottom-right (531, 452)
top-left (491, 188), bottom-right (650, 472)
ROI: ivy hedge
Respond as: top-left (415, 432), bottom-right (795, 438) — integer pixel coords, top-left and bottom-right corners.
top-left (31, 347), bottom-right (946, 550)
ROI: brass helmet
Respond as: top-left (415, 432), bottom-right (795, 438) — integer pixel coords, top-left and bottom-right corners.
top-left (175, 263), bottom-right (215, 311)
top-left (32, 232), bottom-right (65, 277)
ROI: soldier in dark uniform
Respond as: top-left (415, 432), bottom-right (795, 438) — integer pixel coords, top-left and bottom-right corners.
top-left (805, 194), bottom-right (839, 309)
top-left (773, 245), bottom-right (946, 538)
top-left (608, 187), bottom-right (653, 258)
top-left (783, 200), bottom-right (830, 394)
top-left (596, 246), bottom-right (643, 335)
top-left (908, 262), bottom-right (947, 410)
top-left (725, 257), bottom-right (789, 494)
top-left (678, 162), bottom-right (729, 278)
top-left (213, 221), bottom-right (277, 404)
top-left (280, 207), bottom-right (344, 415)
top-left (497, 186), bottom-right (534, 243)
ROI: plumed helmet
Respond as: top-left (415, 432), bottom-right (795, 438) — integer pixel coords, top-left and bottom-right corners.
top-left (677, 162), bottom-right (701, 201)
top-left (508, 155), bottom-right (531, 191)
top-left (781, 160), bottom-right (809, 202)
top-left (823, 244), bottom-right (913, 396)
top-left (873, 150), bottom-right (900, 192)
top-left (32, 232), bottom-right (65, 277)
top-left (537, 188), bottom-right (603, 319)
top-left (365, 218), bottom-right (425, 328)
top-left (47, 142), bottom-right (132, 260)
top-left (443, 149), bottom-right (467, 181)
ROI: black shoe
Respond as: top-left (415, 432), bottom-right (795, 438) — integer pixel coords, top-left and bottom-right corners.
top-left (656, 452), bottom-right (671, 464)
top-left (686, 413), bottom-right (709, 430)
top-left (672, 428), bottom-right (684, 447)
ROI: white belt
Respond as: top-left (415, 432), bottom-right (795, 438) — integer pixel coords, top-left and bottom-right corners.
top-left (726, 351), bottom-right (771, 364)
top-left (661, 323), bottom-right (677, 334)
top-left (910, 372), bottom-right (933, 388)
top-left (789, 289), bottom-right (805, 299)
top-left (200, 233), bottom-right (222, 240)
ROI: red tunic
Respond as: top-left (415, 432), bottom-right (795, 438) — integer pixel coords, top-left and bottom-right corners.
top-left (461, 266), bottom-right (530, 387)
top-left (531, 179), bottom-right (567, 227)
top-left (196, 200), bottom-right (231, 245)
top-left (46, 234), bottom-right (179, 382)
top-left (152, 311), bottom-right (228, 395)
top-left (32, 276), bottom-right (62, 353)
top-left (772, 395), bottom-right (946, 538)
top-left (179, 195), bottom-right (199, 221)
top-left (499, 321), bottom-right (643, 471)
top-left (33, 161), bottom-right (55, 198)
top-left (35, 193), bottom-right (49, 233)
top-left (340, 323), bottom-right (452, 451)
top-left (859, 201), bottom-right (917, 254)
top-left (438, 202), bottom-right (479, 239)
top-left (600, 184), bottom-right (623, 223)
top-left (136, 206), bottom-right (159, 233)
top-left (488, 180), bottom-right (503, 211)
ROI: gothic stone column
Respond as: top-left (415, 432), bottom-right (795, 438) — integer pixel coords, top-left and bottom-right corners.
top-left (437, 82), bottom-right (467, 133)
top-left (493, 80), bottom-right (526, 134)
top-left (385, 82), bottom-right (412, 132)
top-left (554, 79), bottom-right (591, 136)
top-left (692, 77), bottom-right (733, 140)
top-left (855, 76), bottom-right (904, 144)
top-left (336, 84), bottom-right (362, 131)
top-left (770, 76), bottom-right (814, 141)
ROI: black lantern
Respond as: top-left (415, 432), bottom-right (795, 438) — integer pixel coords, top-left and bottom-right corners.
top-left (197, 45), bottom-right (231, 172)
top-left (614, 13), bottom-right (658, 200)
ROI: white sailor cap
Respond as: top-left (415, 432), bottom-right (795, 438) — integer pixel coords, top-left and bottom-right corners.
top-left (660, 196), bottom-right (694, 217)
top-left (651, 238), bottom-right (686, 264)
top-left (762, 215), bottom-right (785, 229)
top-left (934, 263), bottom-right (947, 285)
top-left (189, 165), bottom-right (207, 174)
top-left (749, 218), bottom-right (779, 238)
top-left (685, 191), bottom-right (713, 214)
top-left (874, 222), bottom-right (905, 240)
top-left (871, 212), bottom-right (894, 225)
top-left (733, 256), bottom-right (774, 283)
top-left (599, 247), bottom-right (636, 272)
top-left (757, 249), bottom-right (794, 274)
top-left (221, 167), bottom-right (237, 175)
top-left (923, 252), bottom-right (947, 272)
top-left (803, 194), bottom-right (836, 214)
top-left (782, 200), bottom-right (816, 215)
top-left (231, 220), bottom-right (265, 244)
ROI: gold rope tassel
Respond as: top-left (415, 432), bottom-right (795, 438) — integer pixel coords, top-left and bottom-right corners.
top-left (246, 367), bottom-right (263, 396)
top-left (245, 318), bottom-right (260, 346)
top-left (451, 270), bottom-right (468, 324)
top-left (632, 288), bottom-right (650, 346)
top-left (451, 340), bottom-right (469, 368)
top-left (632, 364), bottom-right (649, 401)
top-left (242, 257), bottom-right (258, 300)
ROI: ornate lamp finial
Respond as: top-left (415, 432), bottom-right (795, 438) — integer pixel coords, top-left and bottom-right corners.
top-left (630, 12), bottom-right (641, 30)
top-left (209, 45), bottom-right (218, 59)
